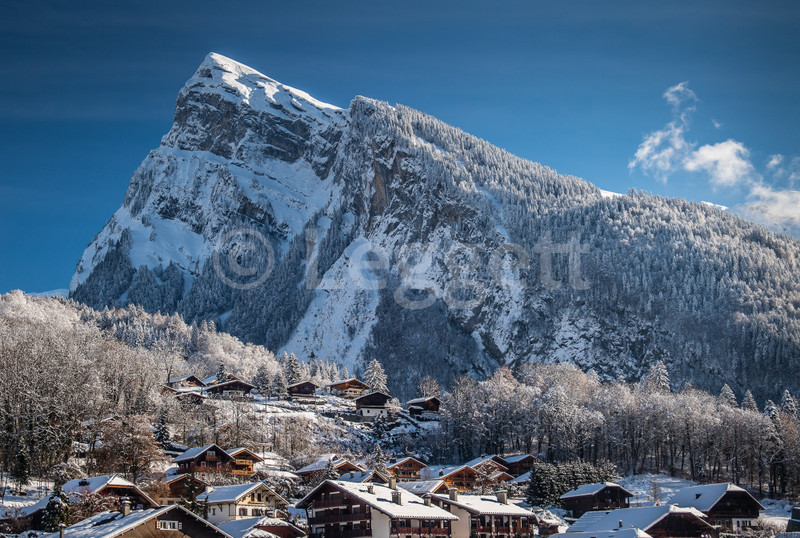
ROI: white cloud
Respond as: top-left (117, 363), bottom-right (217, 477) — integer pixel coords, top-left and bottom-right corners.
top-left (683, 140), bottom-right (755, 189)
top-left (712, 119), bottom-right (722, 129)
top-left (663, 81), bottom-right (697, 112)
top-left (766, 154), bottom-right (784, 170)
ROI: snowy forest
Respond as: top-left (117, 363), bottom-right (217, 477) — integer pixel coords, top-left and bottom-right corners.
top-left (3, 291), bottom-right (800, 505)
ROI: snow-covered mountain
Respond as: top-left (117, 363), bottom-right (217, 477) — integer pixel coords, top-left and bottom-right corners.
top-left (71, 53), bottom-right (800, 400)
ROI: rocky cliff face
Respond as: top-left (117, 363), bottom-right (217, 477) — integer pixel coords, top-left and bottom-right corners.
top-left (71, 53), bottom-right (800, 400)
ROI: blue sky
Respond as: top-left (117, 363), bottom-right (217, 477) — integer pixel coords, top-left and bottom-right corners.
top-left (1, 0), bottom-right (799, 293)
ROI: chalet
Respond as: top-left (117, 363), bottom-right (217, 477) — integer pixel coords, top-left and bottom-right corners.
top-left (61, 474), bottom-right (159, 509)
top-left (338, 470), bottom-right (390, 484)
top-left (227, 447), bottom-right (264, 477)
top-left (510, 471), bottom-right (531, 487)
top-left (41, 504), bottom-right (230, 538)
top-left (388, 456), bottom-right (428, 482)
top-left (218, 516), bottom-right (306, 538)
top-left (355, 391), bottom-right (392, 419)
top-left (431, 489), bottom-right (535, 538)
top-left (406, 396), bottom-right (442, 417)
top-left (668, 483), bottom-right (765, 530)
top-left (166, 374), bottom-right (205, 389)
top-left (326, 378), bottom-right (371, 398)
top-left (288, 380), bottom-right (320, 399)
top-left (567, 505), bottom-right (715, 538)
top-left (203, 373), bottom-right (240, 386)
top-left (295, 454), bottom-right (365, 482)
top-left (297, 478), bottom-right (458, 537)
top-left (174, 443), bottom-right (236, 473)
top-left (156, 473), bottom-right (208, 506)
top-left (498, 454), bottom-right (538, 477)
top-left (465, 456), bottom-right (510, 477)
top-left (560, 482), bottom-right (634, 518)
top-left (421, 465), bottom-right (478, 492)
top-left (399, 480), bottom-right (451, 496)
top-left (199, 482), bottom-right (290, 525)
top-left (204, 379), bottom-right (256, 399)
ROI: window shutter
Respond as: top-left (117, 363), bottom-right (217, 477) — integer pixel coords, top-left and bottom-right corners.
top-left (178, 521), bottom-right (183, 530)
top-left (156, 521), bottom-right (161, 530)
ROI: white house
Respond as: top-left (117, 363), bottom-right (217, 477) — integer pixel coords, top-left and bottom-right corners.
top-left (199, 482), bottom-right (289, 525)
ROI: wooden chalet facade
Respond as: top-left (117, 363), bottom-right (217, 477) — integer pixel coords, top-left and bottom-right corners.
top-left (296, 455), bottom-right (365, 482)
top-left (166, 375), bottom-right (205, 389)
top-left (326, 378), bottom-right (371, 399)
top-left (421, 466), bottom-right (478, 492)
top-left (43, 504), bottom-right (229, 538)
top-left (387, 457), bottom-right (427, 482)
top-left (405, 396), bottom-right (441, 417)
top-left (355, 391), bottom-right (392, 419)
top-left (560, 482), bottom-right (633, 518)
top-left (289, 380), bottom-right (320, 399)
top-left (297, 479), bottom-right (458, 538)
top-left (497, 454), bottom-right (537, 477)
top-left (227, 447), bottom-right (264, 476)
top-left (668, 483), bottom-right (764, 530)
top-left (200, 482), bottom-right (290, 525)
top-left (174, 444), bottom-right (236, 474)
top-left (156, 473), bottom-right (208, 506)
top-left (431, 489), bottom-right (535, 538)
top-left (63, 474), bottom-right (160, 510)
top-left (204, 379), bottom-right (256, 399)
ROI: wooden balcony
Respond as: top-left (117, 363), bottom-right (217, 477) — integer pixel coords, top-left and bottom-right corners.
top-left (311, 499), bottom-right (348, 508)
top-left (234, 458), bottom-right (253, 466)
top-left (231, 469), bottom-right (253, 476)
top-left (393, 527), bottom-right (450, 535)
top-left (309, 512), bottom-right (369, 524)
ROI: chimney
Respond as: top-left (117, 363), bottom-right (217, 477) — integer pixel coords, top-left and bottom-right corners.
top-left (59, 523), bottom-right (66, 538)
top-left (392, 490), bottom-right (403, 505)
top-left (122, 499), bottom-right (131, 517)
top-left (618, 520), bottom-right (623, 529)
top-left (449, 487), bottom-right (458, 501)
top-left (496, 490), bottom-right (508, 504)
top-left (367, 484), bottom-right (374, 494)
top-left (389, 476), bottom-right (397, 490)
top-left (423, 493), bottom-right (432, 507)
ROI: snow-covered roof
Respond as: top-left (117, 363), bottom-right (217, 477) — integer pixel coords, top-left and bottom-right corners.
top-left (168, 374), bottom-right (203, 384)
top-left (325, 378), bottom-right (368, 388)
top-left (200, 482), bottom-right (284, 505)
top-left (173, 443), bottom-right (226, 462)
top-left (388, 456), bottom-right (426, 468)
top-left (227, 447), bottom-right (262, 460)
top-left (298, 480), bottom-right (458, 521)
top-left (432, 493), bottom-right (535, 517)
top-left (511, 471), bottom-right (531, 484)
top-left (406, 396), bottom-right (440, 405)
top-left (502, 454), bottom-right (535, 464)
top-left (398, 480), bottom-right (447, 495)
top-left (295, 454), bottom-right (362, 475)
top-left (40, 505), bottom-right (231, 538)
top-left (337, 470), bottom-right (384, 483)
top-left (561, 482), bottom-right (633, 500)
top-left (421, 464), bottom-right (473, 480)
top-left (667, 482), bottom-right (764, 512)
top-left (465, 455), bottom-right (507, 469)
top-left (62, 474), bottom-right (134, 495)
top-left (568, 505), bottom-right (710, 533)
top-left (553, 529), bottom-right (652, 538)
top-left (218, 516), bottom-right (303, 538)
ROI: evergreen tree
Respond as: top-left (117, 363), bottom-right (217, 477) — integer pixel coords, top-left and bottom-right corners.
top-left (215, 363), bottom-right (226, 383)
top-left (269, 370), bottom-right (289, 400)
top-left (12, 442), bottom-right (31, 491)
top-left (742, 390), bottom-right (759, 412)
top-left (322, 458), bottom-right (340, 481)
top-left (364, 359), bottom-right (389, 393)
top-left (781, 390), bottom-right (798, 418)
top-left (719, 384), bottom-right (737, 407)
top-left (341, 366), bottom-right (350, 380)
top-left (369, 445), bottom-right (389, 476)
top-left (285, 353), bottom-right (302, 385)
top-left (153, 411), bottom-right (171, 448)
top-left (41, 487), bottom-right (71, 532)
top-left (181, 470), bottom-right (207, 518)
top-left (644, 361), bottom-right (671, 393)
top-left (252, 364), bottom-right (271, 397)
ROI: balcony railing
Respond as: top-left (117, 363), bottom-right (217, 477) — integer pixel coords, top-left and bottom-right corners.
top-left (231, 469), bottom-right (253, 476)
top-left (309, 512), bottom-right (370, 524)
top-left (311, 499), bottom-right (348, 508)
top-left (394, 527), bottom-right (450, 535)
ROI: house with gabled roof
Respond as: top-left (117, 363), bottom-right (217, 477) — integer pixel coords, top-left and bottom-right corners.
top-left (326, 378), bottom-right (371, 398)
top-left (155, 473), bottom-right (208, 506)
top-left (337, 469), bottom-right (390, 484)
top-left (199, 482), bottom-right (289, 525)
top-left (174, 443), bottom-right (237, 474)
top-left (297, 478), bottom-right (458, 537)
top-left (226, 447), bottom-right (264, 476)
top-left (40, 504), bottom-right (231, 538)
top-left (498, 454), bottom-right (538, 477)
top-left (554, 528), bottom-right (653, 538)
top-left (567, 505), bottom-right (715, 538)
top-left (421, 465), bottom-right (478, 491)
top-left (204, 379), bottom-right (256, 399)
top-left (668, 482), bottom-right (764, 530)
top-left (560, 482), bottom-right (634, 518)
top-left (166, 374), bottom-right (206, 389)
top-left (387, 456), bottom-right (427, 482)
top-left (295, 454), bottom-right (364, 482)
top-left (406, 396), bottom-right (441, 417)
top-left (432, 489), bottom-right (535, 537)
top-left (355, 391), bottom-right (392, 419)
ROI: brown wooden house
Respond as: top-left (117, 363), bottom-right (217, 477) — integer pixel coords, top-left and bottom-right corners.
top-left (227, 447), bottom-right (264, 477)
top-left (421, 465), bottom-right (479, 492)
top-left (387, 456), bottom-right (427, 482)
top-left (406, 396), bottom-right (442, 416)
top-left (432, 489), bottom-right (536, 538)
top-left (668, 483), bottom-right (764, 530)
top-left (295, 455), bottom-right (365, 482)
top-left (497, 454), bottom-right (538, 477)
top-left (355, 391), bottom-right (392, 419)
top-left (166, 374), bottom-right (205, 389)
top-left (325, 378), bottom-right (371, 398)
top-left (560, 482), bottom-right (633, 518)
top-left (288, 380), bottom-right (320, 399)
top-left (204, 379), bottom-right (256, 399)
top-left (174, 443), bottom-right (236, 474)
top-left (45, 503), bottom-right (229, 537)
top-left (155, 473), bottom-right (208, 506)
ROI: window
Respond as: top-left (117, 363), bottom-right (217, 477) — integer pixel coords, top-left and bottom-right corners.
top-left (257, 493), bottom-right (262, 502)
top-left (211, 508), bottom-right (216, 515)
top-left (239, 507), bottom-right (248, 516)
top-left (158, 520), bottom-right (181, 530)
top-left (208, 450), bottom-right (216, 456)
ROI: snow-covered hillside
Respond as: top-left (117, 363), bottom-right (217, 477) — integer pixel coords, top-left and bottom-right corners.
top-left (70, 53), bottom-right (800, 401)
